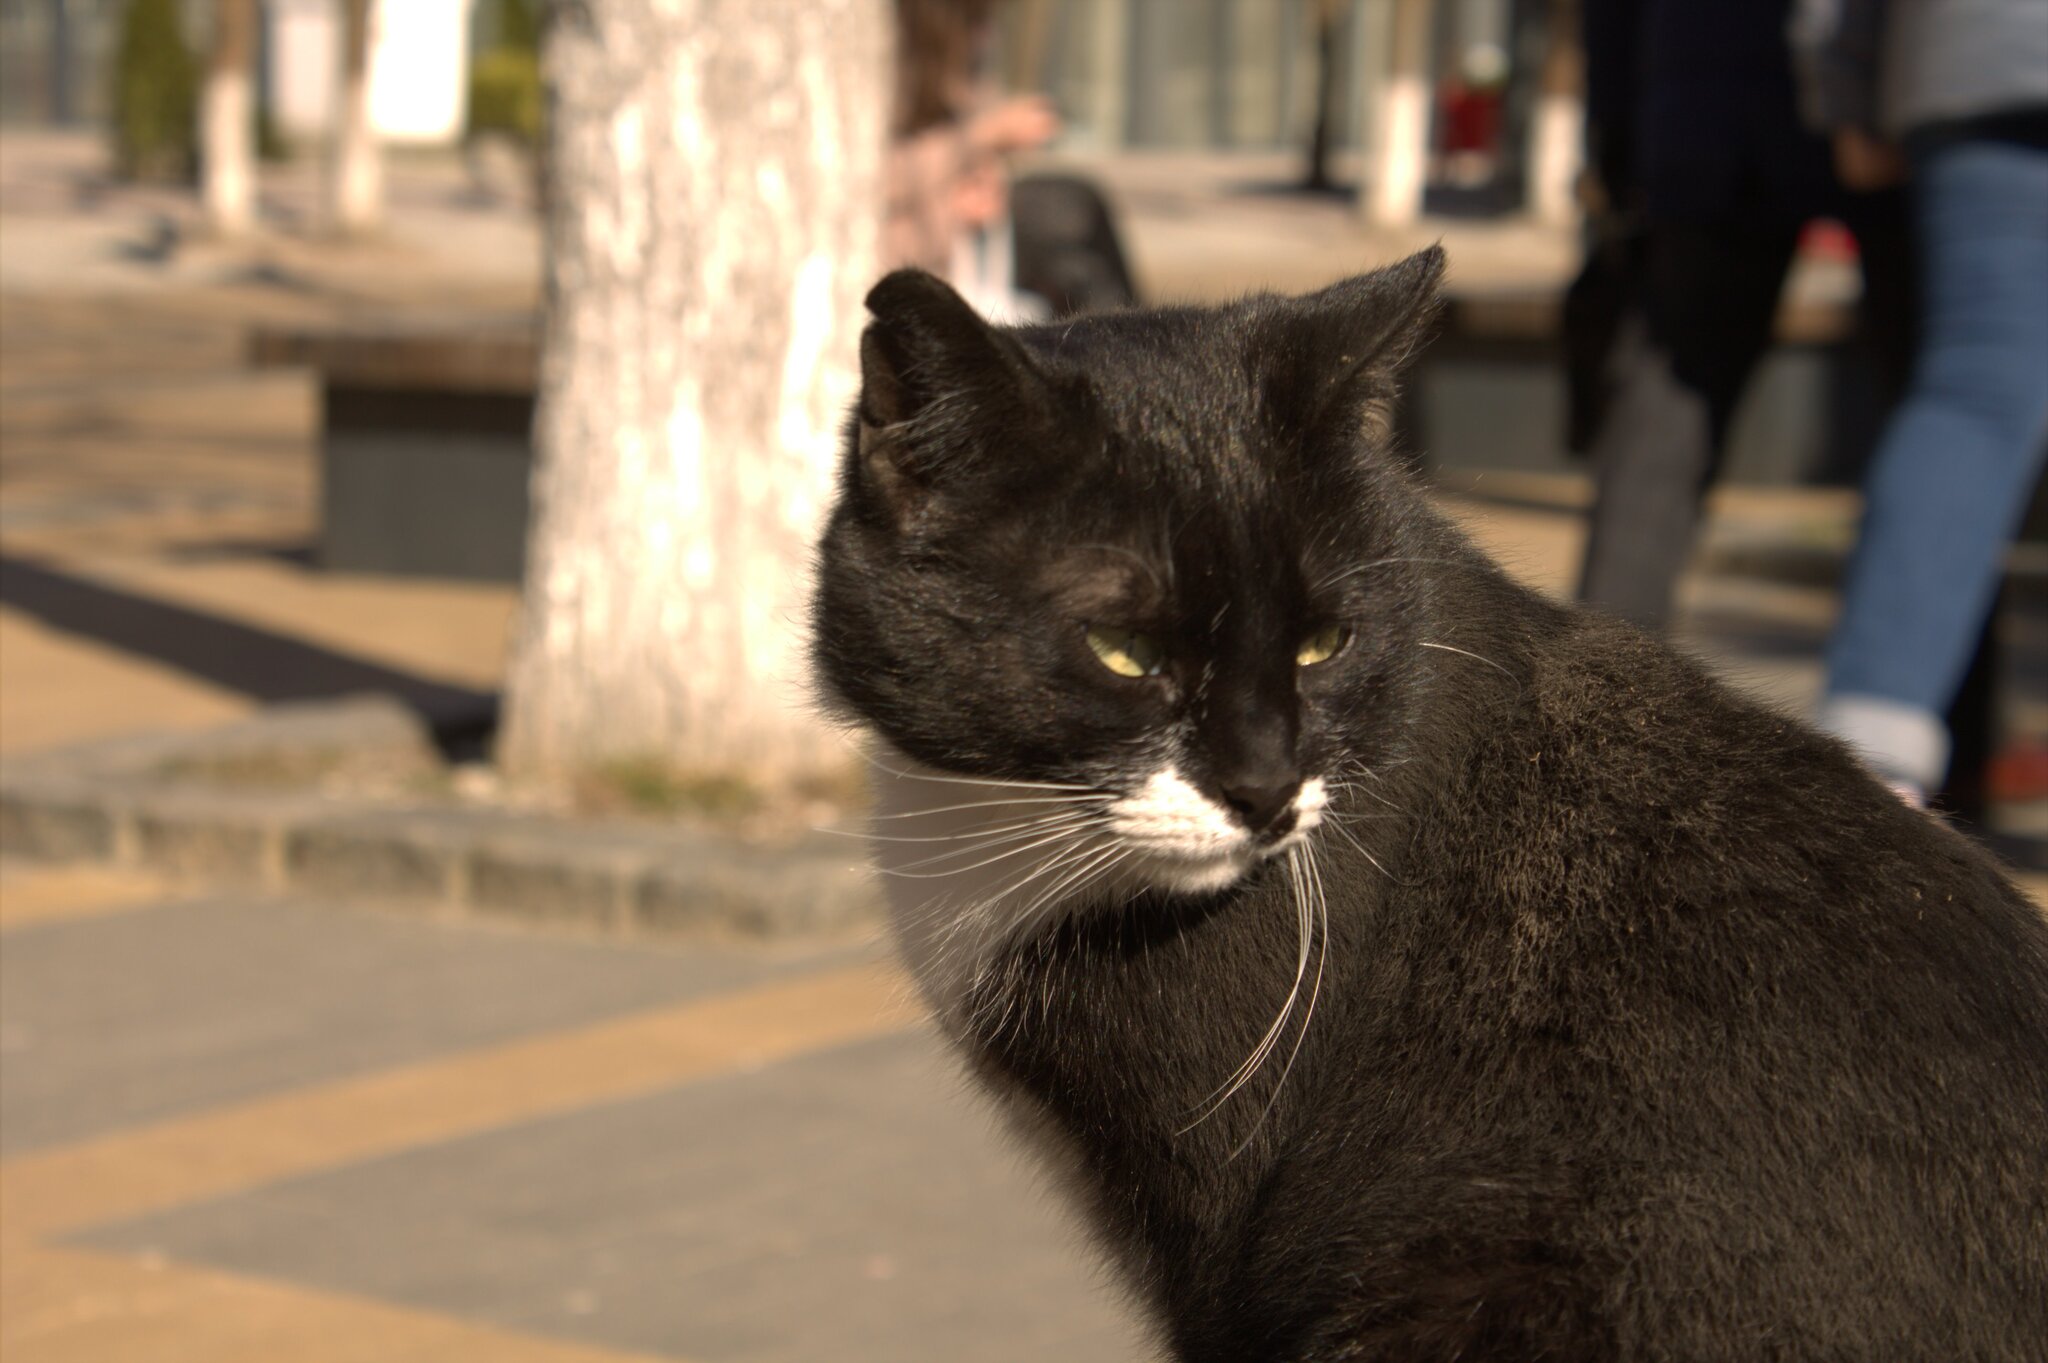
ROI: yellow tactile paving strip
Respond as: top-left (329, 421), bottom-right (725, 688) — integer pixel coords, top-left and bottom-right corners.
top-left (3, 1246), bottom-right (679, 1363)
top-left (1, 961), bottom-right (918, 1242)
top-left (0, 868), bottom-right (175, 931)
top-left (0, 872), bottom-right (920, 1363)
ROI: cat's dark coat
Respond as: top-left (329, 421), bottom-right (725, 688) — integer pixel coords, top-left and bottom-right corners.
top-left (809, 248), bottom-right (2048, 1361)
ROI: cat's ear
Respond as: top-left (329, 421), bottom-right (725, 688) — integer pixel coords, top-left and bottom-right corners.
top-left (859, 269), bottom-right (1012, 427)
top-left (1285, 245), bottom-right (1446, 446)
top-left (855, 270), bottom-right (1045, 521)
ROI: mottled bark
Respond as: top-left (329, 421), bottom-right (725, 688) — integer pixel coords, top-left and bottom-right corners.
top-left (499, 0), bottom-right (888, 788)
top-left (327, 0), bottom-right (381, 235)
top-left (203, 0), bottom-right (257, 237)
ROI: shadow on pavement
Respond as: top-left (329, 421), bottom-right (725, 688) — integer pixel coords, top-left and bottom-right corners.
top-left (158, 537), bottom-right (319, 568)
top-left (0, 553), bottom-right (496, 749)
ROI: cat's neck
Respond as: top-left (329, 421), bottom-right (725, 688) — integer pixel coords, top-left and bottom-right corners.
top-left (866, 742), bottom-right (1129, 1022)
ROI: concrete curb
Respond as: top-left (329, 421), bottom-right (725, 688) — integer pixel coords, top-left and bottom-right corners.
top-left (0, 697), bottom-right (883, 939)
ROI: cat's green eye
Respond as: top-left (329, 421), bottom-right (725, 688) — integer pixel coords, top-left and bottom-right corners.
top-left (1086, 626), bottom-right (1167, 679)
top-left (1297, 624), bottom-right (1351, 667)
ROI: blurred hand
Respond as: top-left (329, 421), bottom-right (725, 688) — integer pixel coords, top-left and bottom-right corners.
top-left (951, 151), bottom-right (1008, 228)
top-left (968, 95), bottom-right (1061, 156)
top-left (1834, 128), bottom-right (1906, 191)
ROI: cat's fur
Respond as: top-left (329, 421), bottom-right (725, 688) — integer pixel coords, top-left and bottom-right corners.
top-left (809, 249), bottom-right (2048, 1361)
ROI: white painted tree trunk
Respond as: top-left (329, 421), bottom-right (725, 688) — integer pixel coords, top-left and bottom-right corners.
top-left (498, 0), bottom-right (888, 789)
top-left (327, 0), bottom-right (382, 236)
top-left (1527, 0), bottom-right (1584, 224)
top-left (202, 0), bottom-right (257, 237)
top-left (1079, 0), bottom-right (1129, 150)
top-left (1361, 0), bottom-right (1433, 228)
top-left (1528, 91), bottom-right (1584, 224)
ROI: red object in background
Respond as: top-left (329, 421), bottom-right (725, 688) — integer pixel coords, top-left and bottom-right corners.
top-left (1438, 81), bottom-right (1504, 156)
top-left (1799, 218), bottom-right (1860, 263)
top-left (1988, 738), bottom-right (2048, 804)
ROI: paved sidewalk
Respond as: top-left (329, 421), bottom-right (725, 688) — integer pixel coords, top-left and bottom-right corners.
top-left (0, 862), bottom-right (1154, 1362)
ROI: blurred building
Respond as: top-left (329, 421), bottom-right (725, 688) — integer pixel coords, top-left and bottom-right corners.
top-left (1, 0), bottom-right (1580, 219)
top-left (268, 0), bottom-right (472, 145)
top-left (1018, 0), bottom-right (1579, 220)
top-left (0, 0), bottom-right (130, 126)
top-left (0, 0), bottom-right (477, 146)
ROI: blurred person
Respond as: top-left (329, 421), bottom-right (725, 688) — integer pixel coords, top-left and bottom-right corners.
top-left (1571, 0), bottom-right (1909, 629)
top-left (1560, 0), bottom-right (1649, 459)
top-left (885, 0), bottom-right (1136, 320)
top-left (1793, 0), bottom-right (2048, 804)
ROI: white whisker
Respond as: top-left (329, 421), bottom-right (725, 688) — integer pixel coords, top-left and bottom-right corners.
top-left (1179, 852), bottom-right (1314, 1136)
top-left (856, 809), bottom-right (1102, 845)
top-left (1419, 639), bottom-right (1518, 685)
top-left (1320, 814), bottom-right (1400, 882)
top-left (1331, 764), bottom-right (1406, 812)
top-left (918, 833), bottom-right (1109, 987)
top-left (1320, 808), bottom-right (1403, 826)
top-left (1230, 839), bottom-right (1331, 1158)
top-left (860, 751), bottom-right (1105, 793)
top-left (1009, 840), bottom-right (1130, 927)
top-left (1314, 556), bottom-right (1466, 591)
top-left (881, 818), bottom-right (1101, 878)
top-left (866, 793), bottom-right (1115, 821)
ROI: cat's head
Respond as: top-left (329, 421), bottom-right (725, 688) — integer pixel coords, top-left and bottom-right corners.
top-left (812, 249), bottom-right (1453, 900)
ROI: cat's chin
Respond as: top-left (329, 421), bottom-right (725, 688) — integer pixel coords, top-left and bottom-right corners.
top-left (1116, 836), bottom-right (1301, 897)
top-left (1121, 851), bottom-right (1254, 895)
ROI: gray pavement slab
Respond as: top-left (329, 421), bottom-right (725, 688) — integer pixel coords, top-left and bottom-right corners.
top-left (80, 1028), bottom-right (1157, 1363)
top-left (0, 894), bottom-right (844, 1155)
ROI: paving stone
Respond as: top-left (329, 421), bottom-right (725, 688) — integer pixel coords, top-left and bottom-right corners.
top-left (0, 784), bottom-right (120, 860)
top-left (81, 1030), bottom-right (1156, 1363)
top-left (468, 846), bottom-right (640, 931)
top-left (285, 812), bottom-right (460, 907)
top-left (0, 892), bottom-right (838, 1156)
top-left (125, 787), bottom-right (334, 887)
top-left (636, 839), bottom-right (880, 940)
top-left (447, 815), bottom-right (661, 929)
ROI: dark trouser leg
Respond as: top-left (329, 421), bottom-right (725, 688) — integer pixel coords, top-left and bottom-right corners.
top-left (1576, 221), bottom-right (1799, 630)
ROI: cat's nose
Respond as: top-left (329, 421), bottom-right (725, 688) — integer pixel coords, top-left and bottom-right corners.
top-left (1220, 778), bottom-right (1301, 836)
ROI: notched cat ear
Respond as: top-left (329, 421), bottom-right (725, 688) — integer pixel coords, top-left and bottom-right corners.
top-left (855, 269), bottom-right (1046, 523)
top-left (859, 269), bottom-right (1000, 428)
top-left (1287, 245), bottom-right (1447, 446)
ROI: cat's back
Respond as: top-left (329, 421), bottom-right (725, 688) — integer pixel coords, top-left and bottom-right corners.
top-left (1397, 608), bottom-right (2048, 1358)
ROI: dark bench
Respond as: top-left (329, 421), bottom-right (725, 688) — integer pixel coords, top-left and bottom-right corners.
top-left (251, 320), bottom-right (539, 583)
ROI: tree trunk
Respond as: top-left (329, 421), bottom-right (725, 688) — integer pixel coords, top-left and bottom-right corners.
top-left (1527, 0), bottom-right (1584, 224)
top-left (203, 0), bottom-right (257, 236)
top-left (327, 0), bottom-right (381, 235)
top-left (498, 0), bottom-right (888, 790)
top-left (1362, 0), bottom-right (1432, 227)
top-left (1302, 0), bottom-right (1342, 191)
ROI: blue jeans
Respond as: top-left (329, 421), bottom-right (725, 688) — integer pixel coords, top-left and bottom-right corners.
top-left (1821, 139), bottom-right (2048, 790)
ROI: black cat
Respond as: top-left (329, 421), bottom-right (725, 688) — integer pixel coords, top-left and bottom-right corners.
top-left (809, 248), bottom-right (2048, 1362)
